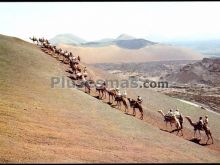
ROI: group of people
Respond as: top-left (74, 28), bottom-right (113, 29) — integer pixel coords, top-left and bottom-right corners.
top-left (167, 109), bottom-right (181, 117)
top-left (198, 115), bottom-right (209, 128)
top-left (166, 109), bottom-right (209, 129)
top-left (115, 88), bottom-right (143, 104)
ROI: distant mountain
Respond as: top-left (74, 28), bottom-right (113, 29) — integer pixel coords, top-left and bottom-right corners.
top-left (165, 40), bottom-right (220, 57)
top-left (96, 38), bottom-right (115, 43)
top-left (115, 39), bottom-right (156, 49)
top-left (81, 34), bottom-right (156, 49)
top-left (163, 58), bottom-right (220, 86)
top-left (116, 34), bottom-right (136, 40)
top-left (49, 34), bottom-right (87, 45)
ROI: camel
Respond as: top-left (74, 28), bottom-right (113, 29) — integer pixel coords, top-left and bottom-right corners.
top-left (106, 88), bottom-right (117, 104)
top-left (38, 38), bottom-right (45, 46)
top-left (95, 83), bottom-right (106, 99)
top-left (114, 95), bottom-right (128, 112)
top-left (59, 50), bottom-right (67, 63)
top-left (45, 39), bottom-right (50, 45)
top-left (54, 48), bottom-right (61, 55)
top-left (157, 110), bottom-right (183, 135)
top-left (29, 37), bottom-right (38, 45)
top-left (127, 98), bottom-right (143, 120)
top-left (185, 116), bottom-right (213, 144)
top-left (70, 62), bottom-right (81, 74)
top-left (81, 75), bottom-right (94, 94)
top-left (75, 72), bottom-right (83, 80)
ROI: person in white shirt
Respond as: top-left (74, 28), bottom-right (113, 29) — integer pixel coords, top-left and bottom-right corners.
top-left (167, 109), bottom-right (174, 116)
top-left (137, 96), bottom-right (143, 104)
top-left (174, 109), bottom-right (180, 116)
top-left (204, 115), bottom-right (209, 126)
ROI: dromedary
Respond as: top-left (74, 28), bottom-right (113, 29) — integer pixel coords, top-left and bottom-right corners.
top-left (95, 83), bottom-right (106, 99)
top-left (29, 37), bottom-right (38, 45)
top-left (127, 98), bottom-right (143, 120)
top-left (81, 75), bottom-right (94, 94)
top-left (157, 110), bottom-right (183, 135)
top-left (106, 88), bottom-right (117, 104)
top-left (114, 95), bottom-right (128, 112)
top-left (185, 116), bottom-right (213, 144)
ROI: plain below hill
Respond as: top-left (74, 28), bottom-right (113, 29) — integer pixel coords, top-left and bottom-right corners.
top-left (0, 34), bottom-right (220, 163)
top-left (58, 43), bottom-right (204, 64)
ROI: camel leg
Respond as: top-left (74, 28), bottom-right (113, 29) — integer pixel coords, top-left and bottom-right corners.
top-left (101, 91), bottom-right (104, 99)
top-left (206, 134), bottom-right (210, 144)
top-left (211, 134), bottom-right (214, 144)
top-left (199, 130), bottom-right (202, 139)
top-left (140, 112), bottom-right (143, 120)
top-left (170, 122), bottom-right (173, 130)
top-left (176, 129), bottom-right (179, 135)
top-left (209, 132), bottom-right (214, 144)
top-left (133, 108), bottom-right (136, 116)
top-left (194, 130), bottom-right (197, 138)
top-left (104, 92), bottom-right (106, 99)
top-left (181, 129), bottom-right (183, 136)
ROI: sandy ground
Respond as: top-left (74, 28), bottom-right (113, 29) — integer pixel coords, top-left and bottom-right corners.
top-left (58, 44), bottom-right (203, 64)
top-left (0, 35), bottom-right (219, 163)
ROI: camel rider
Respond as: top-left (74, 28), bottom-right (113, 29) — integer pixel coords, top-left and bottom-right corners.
top-left (204, 115), bottom-right (208, 126)
top-left (174, 109), bottom-right (180, 117)
top-left (69, 52), bottom-right (73, 57)
top-left (102, 81), bottom-right (106, 87)
top-left (197, 117), bottom-right (204, 129)
top-left (167, 109), bottom-right (174, 117)
top-left (76, 72), bottom-right (82, 78)
top-left (122, 90), bottom-right (127, 98)
top-left (116, 88), bottom-right (122, 98)
top-left (77, 56), bottom-right (80, 61)
top-left (83, 67), bottom-right (87, 73)
top-left (137, 96), bottom-right (143, 104)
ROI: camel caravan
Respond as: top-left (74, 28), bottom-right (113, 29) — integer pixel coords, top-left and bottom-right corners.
top-left (29, 36), bottom-right (214, 145)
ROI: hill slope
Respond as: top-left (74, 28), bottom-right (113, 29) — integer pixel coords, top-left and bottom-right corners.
top-left (0, 34), bottom-right (220, 163)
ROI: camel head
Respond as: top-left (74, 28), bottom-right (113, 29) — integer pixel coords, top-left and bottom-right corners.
top-left (157, 110), bottom-right (165, 117)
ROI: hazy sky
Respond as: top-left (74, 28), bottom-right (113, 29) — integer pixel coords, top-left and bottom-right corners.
top-left (1, 2), bottom-right (220, 42)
